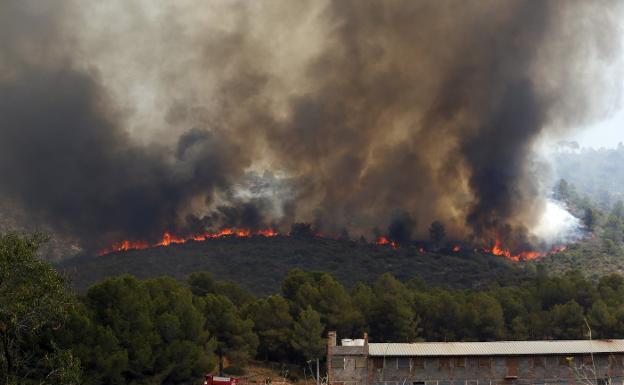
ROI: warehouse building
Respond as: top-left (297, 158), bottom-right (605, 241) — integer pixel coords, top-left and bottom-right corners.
top-left (327, 332), bottom-right (624, 385)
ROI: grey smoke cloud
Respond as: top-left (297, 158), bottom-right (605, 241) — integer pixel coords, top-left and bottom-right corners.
top-left (0, 0), bottom-right (621, 252)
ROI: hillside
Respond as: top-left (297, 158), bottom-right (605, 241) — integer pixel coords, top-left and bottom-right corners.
top-left (534, 236), bottom-right (624, 279)
top-left (58, 235), bottom-right (535, 294)
top-left (540, 147), bottom-right (624, 279)
top-left (553, 145), bottom-right (624, 208)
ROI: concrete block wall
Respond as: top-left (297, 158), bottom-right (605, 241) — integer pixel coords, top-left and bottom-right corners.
top-left (366, 355), bottom-right (623, 385)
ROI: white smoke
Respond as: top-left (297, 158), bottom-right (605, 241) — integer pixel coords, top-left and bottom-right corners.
top-left (532, 199), bottom-right (583, 247)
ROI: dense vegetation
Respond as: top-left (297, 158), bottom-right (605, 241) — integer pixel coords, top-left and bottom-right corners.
top-left (0, 233), bottom-right (80, 384)
top-left (6, 232), bottom-right (624, 384)
top-left (59, 235), bottom-right (535, 294)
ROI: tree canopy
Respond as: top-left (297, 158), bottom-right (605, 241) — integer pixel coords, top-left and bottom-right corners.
top-left (0, 233), bottom-right (79, 384)
top-left (9, 230), bottom-right (624, 385)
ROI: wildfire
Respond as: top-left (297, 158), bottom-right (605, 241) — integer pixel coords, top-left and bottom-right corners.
top-left (109, 239), bottom-right (150, 252)
top-left (490, 239), bottom-right (513, 258)
top-left (100, 228), bottom-right (279, 255)
top-left (485, 239), bottom-right (565, 262)
top-left (100, 228), bottom-right (568, 262)
top-left (376, 236), bottom-right (398, 249)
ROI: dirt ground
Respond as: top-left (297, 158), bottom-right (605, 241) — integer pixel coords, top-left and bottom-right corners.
top-left (238, 361), bottom-right (322, 385)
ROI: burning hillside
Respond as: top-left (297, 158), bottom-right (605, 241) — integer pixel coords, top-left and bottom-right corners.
top-left (99, 228), bottom-right (279, 255)
top-left (486, 240), bottom-right (567, 262)
top-left (61, 232), bottom-right (538, 295)
top-left (100, 223), bottom-right (569, 263)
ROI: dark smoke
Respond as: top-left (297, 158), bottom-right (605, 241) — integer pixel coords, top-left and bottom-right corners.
top-left (0, 0), bottom-right (621, 254)
top-left (264, 0), bottom-right (621, 248)
top-left (388, 211), bottom-right (415, 245)
top-left (0, 68), bottom-right (249, 249)
top-left (463, 80), bottom-right (542, 238)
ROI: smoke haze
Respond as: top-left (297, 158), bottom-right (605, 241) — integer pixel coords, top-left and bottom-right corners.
top-left (0, 0), bottom-right (621, 253)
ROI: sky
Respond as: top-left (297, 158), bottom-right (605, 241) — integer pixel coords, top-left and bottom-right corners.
top-left (574, 111), bottom-right (624, 149)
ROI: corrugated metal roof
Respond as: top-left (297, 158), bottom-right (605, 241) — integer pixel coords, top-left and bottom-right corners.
top-left (368, 340), bottom-right (624, 356)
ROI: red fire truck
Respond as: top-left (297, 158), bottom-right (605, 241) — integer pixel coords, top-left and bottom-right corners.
top-left (203, 375), bottom-right (240, 385)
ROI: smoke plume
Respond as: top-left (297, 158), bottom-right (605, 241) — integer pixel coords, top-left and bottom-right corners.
top-left (0, 0), bottom-right (621, 253)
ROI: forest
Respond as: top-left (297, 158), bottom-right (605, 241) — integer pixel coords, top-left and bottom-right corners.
top-left (4, 232), bottom-right (624, 385)
top-left (535, 174), bottom-right (624, 277)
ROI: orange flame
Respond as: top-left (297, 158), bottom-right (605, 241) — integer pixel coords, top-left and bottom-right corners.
top-left (109, 239), bottom-right (150, 252)
top-left (486, 239), bottom-right (556, 262)
top-left (100, 228), bottom-right (279, 255)
top-left (490, 239), bottom-right (512, 258)
top-left (452, 245), bottom-right (461, 252)
top-left (376, 236), bottom-right (398, 248)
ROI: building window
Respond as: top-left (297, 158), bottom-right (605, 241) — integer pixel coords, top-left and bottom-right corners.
top-left (413, 382), bottom-right (425, 385)
top-left (478, 358), bottom-right (490, 368)
top-left (332, 356), bottom-right (345, 370)
top-left (413, 358), bottom-right (425, 368)
top-left (454, 357), bottom-right (465, 368)
top-left (385, 358), bottom-right (397, 369)
top-left (355, 357), bottom-right (366, 368)
top-left (582, 355), bottom-right (593, 366)
top-left (439, 358), bottom-right (451, 369)
top-left (372, 358), bottom-right (384, 369)
top-left (398, 358), bottom-right (411, 370)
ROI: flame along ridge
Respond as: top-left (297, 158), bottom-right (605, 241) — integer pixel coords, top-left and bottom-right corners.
top-left (101, 231), bottom-right (566, 262)
top-left (99, 228), bottom-right (278, 255)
